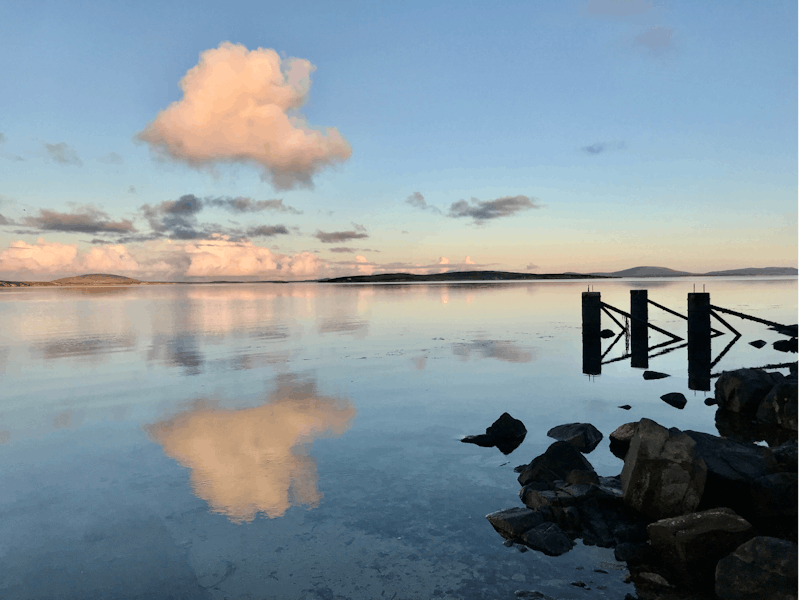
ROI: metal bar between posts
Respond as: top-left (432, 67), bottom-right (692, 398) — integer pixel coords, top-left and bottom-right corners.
top-left (710, 305), bottom-right (788, 330)
top-left (601, 302), bottom-right (683, 342)
top-left (710, 310), bottom-right (741, 336)
top-left (709, 334), bottom-right (741, 370)
top-left (711, 361), bottom-right (797, 379)
top-left (649, 299), bottom-right (723, 336)
top-left (601, 306), bottom-right (626, 331)
top-left (600, 330), bottom-right (625, 360)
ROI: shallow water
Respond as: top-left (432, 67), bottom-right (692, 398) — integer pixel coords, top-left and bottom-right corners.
top-left (0, 277), bottom-right (796, 599)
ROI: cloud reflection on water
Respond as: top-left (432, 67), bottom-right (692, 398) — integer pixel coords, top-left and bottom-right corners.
top-left (452, 339), bottom-right (535, 363)
top-left (146, 375), bottom-right (356, 523)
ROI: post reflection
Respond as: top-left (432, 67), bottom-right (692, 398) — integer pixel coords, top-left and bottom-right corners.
top-left (145, 374), bottom-right (356, 523)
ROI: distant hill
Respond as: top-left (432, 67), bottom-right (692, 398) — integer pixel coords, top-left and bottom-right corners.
top-left (703, 267), bottom-right (798, 277)
top-left (319, 270), bottom-right (608, 283)
top-left (589, 266), bottom-right (695, 278)
top-left (51, 274), bottom-right (142, 285)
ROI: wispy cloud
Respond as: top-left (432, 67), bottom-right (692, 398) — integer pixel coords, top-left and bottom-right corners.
top-left (0, 214), bottom-right (10, 226)
top-left (448, 195), bottom-right (541, 223)
top-left (636, 26), bottom-right (675, 51)
top-left (135, 42), bottom-right (351, 190)
top-left (44, 142), bottom-right (82, 166)
top-left (206, 197), bottom-right (302, 214)
top-left (98, 152), bottom-right (124, 165)
top-left (314, 229), bottom-right (369, 243)
top-left (329, 247), bottom-right (356, 253)
top-left (141, 194), bottom-right (204, 239)
top-left (580, 141), bottom-right (626, 155)
top-left (246, 225), bottom-right (290, 237)
top-left (587, 0), bottom-right (652, 17)
top-left (22, 207), bottom-right (136, 234)
top-left (405, 191), bottom-right (442, 214)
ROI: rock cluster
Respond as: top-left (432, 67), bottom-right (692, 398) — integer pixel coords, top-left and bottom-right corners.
top-left (487, 368), bottom-right (798, 600)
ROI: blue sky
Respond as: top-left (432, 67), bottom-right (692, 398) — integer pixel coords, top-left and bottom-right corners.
top-left (0, 0), bottom-right (796, 280)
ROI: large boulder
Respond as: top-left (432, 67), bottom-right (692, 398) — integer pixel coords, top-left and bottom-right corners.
top-left (715, 407), bottom-right (795, 448)
top-left (749, 472), bottom-right (798, 541)
top-left (519, 522), bottom-right (574, 556)
top-left (462, 412), bottom-right (527, 454)
top-left (715, 369), bottom-right (785, 415)
top-left (771, 439), bottom-right (798, 473)
top-left (756, 381), bottom-right (798, 431)
top-left (517, 441), bottom-right (597, 487)
top-left (715, 537), bottom-right (798, 600)
top-left (486, 507), bottom-right (548, 540)
top-left (621, 419), bottom-right (707, 520)
top-left (684, 430), bottom-right (778, 520)
top-left (546, 423), bottom-right (603, 453)
top-left (646, 507), bottom-right (755, 590)
top-left (609, 422), bottom-right (638, 459)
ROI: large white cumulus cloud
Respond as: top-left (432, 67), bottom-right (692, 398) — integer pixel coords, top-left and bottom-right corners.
top-left (136, 42), bottom-right (352, 190)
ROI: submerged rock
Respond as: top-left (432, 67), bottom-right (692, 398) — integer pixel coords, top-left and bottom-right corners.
top-left (601, 329), bottom-right (616, 338)
top-left (715, 537), bottom-right (798, 600)
top-left (749, 340), bottom-right (767, 349)
top-left (643, 371), bottom-right (670, 380)
top-left (519, 522), bottom-right (574, 556)
top-left (546, 422), bottom-right (603, 454)
top-left (517, 441), bottom-right (597, 487)
top-left (486, 507), bottom-right (548, 540)
top-left (660, 392), bottom-right (687, 409)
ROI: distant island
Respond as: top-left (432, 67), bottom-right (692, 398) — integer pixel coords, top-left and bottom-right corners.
top-left (0, 266), bottom-right (796, 287)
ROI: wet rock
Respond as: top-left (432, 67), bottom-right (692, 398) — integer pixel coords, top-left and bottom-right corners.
top-left (714, 407), bottom-right (796, 447)
top-left (715, 369), bottom-right (785, 415)
top-left (601, 329), bottom-right (616, 338)
top-left (646, 507), bottom-right (755, 590)
top-left (570, 580), bottom-right (588, 587)
top-left (749, 472), bottom-right (798, 540)
top-left (515, 591), bottom-right (555, 600)
top-left (773, 338), bottom-right (798, 353)
top-left (749, 340), bottom-right (767, 349)
top-left (771, 439), bottom-right (798, 472)
top-left (546, 423), bottom-right (604, 454)
top-left (660, 393), bottom-right (687, 410)
top-left (683, 430), bottom-right (778, 520)
top-left (517, 441), bottom-right (597, 487)
top-left (519, 521), bottom-right (574, 556)
top-left (621, 419), bottom-right (707, 519)
top-left (608, 423), bottom-right (636, 460)
top-left (756, 381), bottom-right (798, 430)
top-left (485, 507), bottom-right (548, 540)
top-left (715, 537), bottom-right (798, 600)
top-left (462, 412), bottom-right (527, 455)
top-left (644, 371), bottom-right (670, 380)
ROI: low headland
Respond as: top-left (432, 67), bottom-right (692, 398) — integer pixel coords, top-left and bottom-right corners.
top-left (0, 266), bottom-right (795, 287)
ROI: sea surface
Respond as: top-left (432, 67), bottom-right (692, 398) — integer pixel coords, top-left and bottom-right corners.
top-left (0, 277), bottom-right (796, 600)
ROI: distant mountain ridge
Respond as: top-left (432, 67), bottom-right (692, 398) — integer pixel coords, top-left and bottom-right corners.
top-left (589, 266), bottom-right (798, 278)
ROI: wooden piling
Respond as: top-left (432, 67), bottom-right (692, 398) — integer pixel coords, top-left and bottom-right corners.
top-left (688, 293), bottom-right (712, 391)
top-left (582, 292), bottom-right (601, 375)
top-left (630, 290), bottom-right (648, 368)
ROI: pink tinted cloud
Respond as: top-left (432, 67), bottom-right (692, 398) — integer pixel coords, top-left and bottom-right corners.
top-left (183, 236), bottom-right (327, 278)
top-left (136, 42), bottom-right (352, 189)
top-left (0, 238), bottom-right (78, 273)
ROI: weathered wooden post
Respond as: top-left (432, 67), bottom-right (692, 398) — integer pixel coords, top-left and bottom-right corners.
top-left (688, 292), bottom-right (711, 391)
top-left (582, 291), bottom-right (601, 375)
top-left (630, 290), bottom-right (648, 368)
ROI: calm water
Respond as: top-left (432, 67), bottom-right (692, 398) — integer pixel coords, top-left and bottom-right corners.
top-left (0, 278), bottom-right (796, 600)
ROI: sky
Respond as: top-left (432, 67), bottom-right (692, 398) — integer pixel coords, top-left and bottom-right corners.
top-left (0, 0), bottom-right (797, 281)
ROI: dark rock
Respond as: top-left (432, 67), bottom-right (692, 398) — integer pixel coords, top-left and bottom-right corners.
top-left (619, 404), bottom-right (632, 410)
top-left (769, 324), bottom-right (799, 337)
top-left (517, 441), bottom-right (597, 487)
top-left (485, 507), bottom-right (548, 540)
top-left (644, 371), bottom-right (670, 380)
top-left (462, 412), bottom-right (527, 455)
top-left (613, 519), bottom-right (650, 544)
top-left (704, 397), bottom-right (716, 406)
top-left (623, 594), bottom-right (639, 600)
top-left (715, 407), bottom-right (796, 447)
top-left (715, 537), bottom-right (798, 600)
top-left (570, 580), bottom-right (587, 587)
top-left (774, 338), bottom-right (798, 353)
top-left (715, 369), bottom-right (785, 415)
top-left (756, 382), bottom-right (798, 430)
top-left (565, 469), bottom-right (601, 485)
top-left (594, 568), bottom-right (608, 574)
top-left (749, 472), bottom-right (798, 540)
top-left (621, 419), bottom-right (707, 519)
top-left (684, 430), bottom-right (778, 520)
top-left (660, 393), bottom-right (687, 410)
top-left (771, 439), bottom-right (798, 472)
top-left (608, 423), bottom-right (636, 460)
top-left (601, 329), bottom-right (616, 338)
top-left (614, 541), bottom-right (654, 564)
top-left (546, 423), bottom-right (604, 454)
top-left (519, 522), bottom-right (574, 556)
top-left (749, 340), bottom-right (767, 349)
top-left (646, 507), bottom-right (755, 590)
top-left (515, 592), bottom-right (555, 600)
